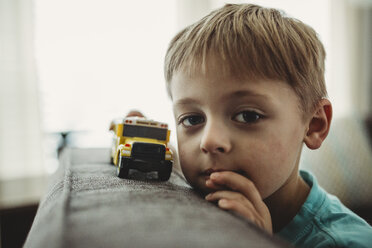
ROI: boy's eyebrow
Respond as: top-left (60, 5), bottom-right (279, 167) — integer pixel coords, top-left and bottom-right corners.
top-left (174, 90), bottom-right (270, 107)
top-left (174, 98), bottom-right (200, 107)
top-left (225, 90), bottom-right (270, 101)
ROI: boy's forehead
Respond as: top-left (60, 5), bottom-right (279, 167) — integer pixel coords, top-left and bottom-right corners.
top-left (171, 69), bottom-right (283, 101)
top-left (170, 54), bottom-right (291, 99)
top-left (171, 52), bottom-right (275, 88)
top-left (170, 62), bottom-right (271, 95)
top-left (170, 66), bottom-right (235, 94)
top-left (171, 66), bottom-right (245, 92)
top-left (178, 55), bottom-right (239, 80)
top-left (170, 68), bottom-right (304, 117)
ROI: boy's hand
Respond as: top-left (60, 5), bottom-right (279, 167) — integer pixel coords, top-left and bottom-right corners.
top-left (205, 171), bottom-right (273, 234)
top-left (126, 110), bottom-right (145, 118)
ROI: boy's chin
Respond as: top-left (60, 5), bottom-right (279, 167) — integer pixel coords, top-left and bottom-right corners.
top-left (193, 187), bottom-right (210, 197)
top-left (191, 182), bottom-right (214, 197)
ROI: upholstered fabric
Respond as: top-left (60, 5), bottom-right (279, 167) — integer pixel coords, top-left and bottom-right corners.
top-left (24, 147), bottom-right (288, 248)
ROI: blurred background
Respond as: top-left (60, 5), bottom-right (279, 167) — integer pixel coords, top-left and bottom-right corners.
top-left (0, 0), bottom-right (371, 246)
top-left (1, 0), bottom-right (371, 181)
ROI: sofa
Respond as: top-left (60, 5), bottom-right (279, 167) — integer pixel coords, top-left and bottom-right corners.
top-left (24, 147), bottom-right (289, 247)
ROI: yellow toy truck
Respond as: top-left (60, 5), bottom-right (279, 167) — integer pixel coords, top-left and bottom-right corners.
top-left (109, 116), bottom-right (173, 181)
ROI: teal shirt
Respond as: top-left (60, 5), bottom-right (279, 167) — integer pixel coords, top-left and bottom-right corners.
top-left (278, 170), bottom-right (372, 248)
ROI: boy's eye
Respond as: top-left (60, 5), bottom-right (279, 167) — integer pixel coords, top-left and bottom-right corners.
top-left (233, 111), bottom-right (262, 123)
top-left (180, 115), bottom-right (205, 127)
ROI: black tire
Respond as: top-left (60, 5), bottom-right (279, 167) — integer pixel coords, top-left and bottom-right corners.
top-left (158, 163), bottom-right (172, 181)
top-left (117, 156), bottom-right (129, 178)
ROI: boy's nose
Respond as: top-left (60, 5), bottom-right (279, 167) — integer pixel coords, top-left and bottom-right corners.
top-left (200, 122), bottom-right (232, 154)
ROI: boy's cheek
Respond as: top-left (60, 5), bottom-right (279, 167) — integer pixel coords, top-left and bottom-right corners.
top-left (177, 145), bottom-right (197, 173)
top-left (177, 133), bottom-right (200, 157)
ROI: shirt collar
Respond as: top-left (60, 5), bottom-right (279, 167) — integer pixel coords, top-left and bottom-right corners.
top-left (277, 170), bottom-right (327, 242)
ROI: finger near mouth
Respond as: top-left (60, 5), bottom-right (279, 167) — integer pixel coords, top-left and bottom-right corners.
top-left (202, 169), bottom-right (252, 188)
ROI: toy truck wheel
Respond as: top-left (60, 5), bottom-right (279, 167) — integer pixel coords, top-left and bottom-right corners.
top-left (158, 163), bottom-right (172, 181)
top-left (158, 170), bottom-right (171, 181)
top-left (117, 156), bottom-right (129, 178)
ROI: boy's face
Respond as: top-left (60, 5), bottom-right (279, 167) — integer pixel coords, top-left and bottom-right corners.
top-left (170, 64), bottom-right (308, 199)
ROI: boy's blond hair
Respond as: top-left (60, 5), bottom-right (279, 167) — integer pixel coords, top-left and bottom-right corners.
top-left (164, 4), bottom-right (327, 117)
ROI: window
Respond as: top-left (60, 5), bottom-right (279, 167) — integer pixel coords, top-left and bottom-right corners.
top-left (35, 0), bottom-right (177, 135)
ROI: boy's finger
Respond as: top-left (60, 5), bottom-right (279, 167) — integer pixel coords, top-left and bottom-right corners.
top-left (126, 110), bottom-right (145, 118)
top-left (205, 190), bottom-right (255, 211)
top-left (218, 199), bottom-right (272, 234)
top-left (217, 199), bottom-right (257, 222)
top-left (206, 194), bottom-right (261, 227)
top-left (209, 171), bottom-right (266, 215)
top-left (205, 179), bottom-right (228, 191)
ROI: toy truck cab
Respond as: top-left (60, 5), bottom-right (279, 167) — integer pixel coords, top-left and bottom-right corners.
top-left (110, 117), bottom-right (173, 180)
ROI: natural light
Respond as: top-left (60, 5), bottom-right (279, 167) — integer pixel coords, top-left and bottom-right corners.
top-left (33, 0), bottom-right (356, 174)
top-left (35, 0), bottom-right (177, 135)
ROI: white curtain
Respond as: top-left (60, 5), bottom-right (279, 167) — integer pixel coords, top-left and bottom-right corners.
top-left (0, 0), bottom-right (44, 180)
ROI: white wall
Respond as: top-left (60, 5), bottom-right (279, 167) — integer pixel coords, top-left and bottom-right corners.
top-left (35, 0), bottom-right (178, 133)
top-left (0, 0), bottom-right (44, 180)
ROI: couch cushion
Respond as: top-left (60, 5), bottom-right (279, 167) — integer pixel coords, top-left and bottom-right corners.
top-left (24, 147), bottom-right (288, 248)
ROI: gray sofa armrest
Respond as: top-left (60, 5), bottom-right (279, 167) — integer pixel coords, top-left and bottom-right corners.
top-left (25, 148), bottom-right (288, 248)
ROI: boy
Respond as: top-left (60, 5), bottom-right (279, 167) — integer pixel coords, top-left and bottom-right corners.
top-left (164, 3), bottom-right (372, 247)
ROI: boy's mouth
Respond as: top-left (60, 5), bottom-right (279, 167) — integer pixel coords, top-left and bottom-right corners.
top-left (202, 168), bottom-right (249, 179)
top-left (201, 168), bottom-right (225, 179)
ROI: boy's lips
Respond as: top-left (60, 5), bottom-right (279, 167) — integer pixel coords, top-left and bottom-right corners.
top-left (202, 168), bottom-right (225, 179)
top-left (202, 168), bottom-right (249, 180)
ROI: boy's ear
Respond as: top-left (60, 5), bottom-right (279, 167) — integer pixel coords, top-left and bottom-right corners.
top-left (303, 99), bottom-right (333, 150)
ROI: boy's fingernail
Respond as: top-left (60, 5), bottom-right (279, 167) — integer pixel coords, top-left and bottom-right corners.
top-left (205, 194), bottom-right (211, 200)
top-left (210, 172), bottom-right (219, 179)
top-left (219, 199), bottom-right (228, 207)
